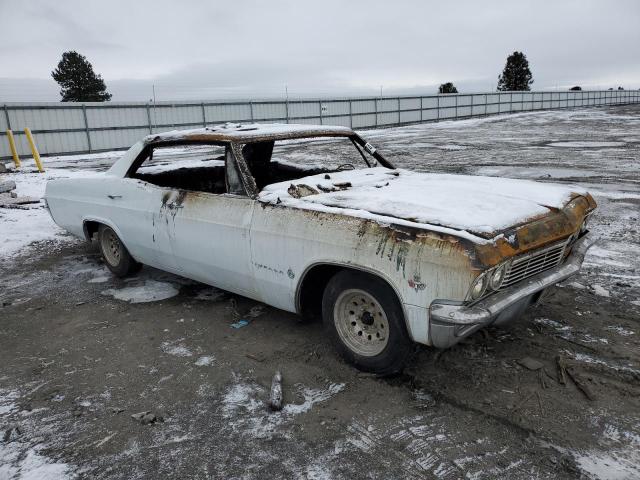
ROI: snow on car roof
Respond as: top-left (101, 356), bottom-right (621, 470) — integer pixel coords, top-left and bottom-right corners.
top-left (144, 123), bottom-right (354, 144)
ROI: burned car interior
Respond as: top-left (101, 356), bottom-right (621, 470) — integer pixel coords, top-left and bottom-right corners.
top-left (129, 135), bottom-right (381, 195)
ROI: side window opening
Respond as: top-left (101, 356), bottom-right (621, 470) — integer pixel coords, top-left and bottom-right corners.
top-left (130, 144), bottom-right (228, 194)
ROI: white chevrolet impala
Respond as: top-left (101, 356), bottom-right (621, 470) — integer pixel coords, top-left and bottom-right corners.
top-left (45, 123), bottom-right (596, 374)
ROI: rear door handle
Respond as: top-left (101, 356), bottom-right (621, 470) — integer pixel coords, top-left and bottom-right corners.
top-left (107, 195), bottom-right (122, 199)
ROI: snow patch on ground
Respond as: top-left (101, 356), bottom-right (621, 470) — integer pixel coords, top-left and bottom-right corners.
top-left (220, 378), bottom-right (345, 439)
top-left (592, 284), bottom-right (611, 298)
top-left (87, 275), bottom-right (110, 284)
top-left (101, 280), bottom-right (179, 303)
top-left (573, 425), bottom-right (640, 480)
top-left (0, 168), bottom-right (101, 259)
top-left (0, 388), bottom-right (73, 479)
top-left (161, 339), bottom-right (193, 357)
top-left (194, 355), bottom-right (215, 366)
top-left (548, 141), bottom-right (625, 148)
top-left (606, 326), bottom-right (635, 337)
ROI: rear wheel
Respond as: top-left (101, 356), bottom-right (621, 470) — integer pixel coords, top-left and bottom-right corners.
top-left (98, 225), bottom-right (141, 277)
top-left (322, 270), bottom-right (413, 375)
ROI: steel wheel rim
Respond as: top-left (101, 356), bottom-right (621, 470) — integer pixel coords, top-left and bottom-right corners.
top-left (100, 228), bottom-right (122, 266)
top-left (334, 288), bottom-right (389, 357)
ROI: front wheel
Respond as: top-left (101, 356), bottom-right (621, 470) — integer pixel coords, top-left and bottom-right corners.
top-left (98, 225), bottom-right (141, 277)
top-left (322, 270), bottom-right (413, 375)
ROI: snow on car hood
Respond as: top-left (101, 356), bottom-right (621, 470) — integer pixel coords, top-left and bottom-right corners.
top-left (258, 167), bottom-right (587, 241)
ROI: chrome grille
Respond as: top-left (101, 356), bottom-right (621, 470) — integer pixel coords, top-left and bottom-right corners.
top-left (500, 241), bottom-right (567, 290)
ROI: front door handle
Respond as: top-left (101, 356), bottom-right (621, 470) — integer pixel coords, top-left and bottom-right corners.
top-left (107, 195), bottom-right (122, 199)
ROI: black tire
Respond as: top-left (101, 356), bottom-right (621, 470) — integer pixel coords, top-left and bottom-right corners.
top-left (322, 270), bottom-right (413, 375)
top-left (98, 224), bottom-right (142, 278)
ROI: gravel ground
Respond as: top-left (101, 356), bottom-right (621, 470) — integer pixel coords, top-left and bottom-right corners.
top-left (1, 105), bottom-right (639, 479)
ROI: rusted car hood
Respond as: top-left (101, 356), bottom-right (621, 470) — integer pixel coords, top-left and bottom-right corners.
top-left (259, 167), bottom-right (593, 241)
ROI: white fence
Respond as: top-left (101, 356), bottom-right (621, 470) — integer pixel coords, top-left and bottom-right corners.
top-left (2, 90), bottom-right (639, 160)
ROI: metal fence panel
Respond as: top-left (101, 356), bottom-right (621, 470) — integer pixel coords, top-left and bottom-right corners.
top-left (1, 90), bottom-right (637, 159)
top-left (205, 103), bottom-right (252, 123)
top-left (252, 102), bottom-right (287, 121)
top-left (288, 101), bottom-right (318, 119)
top-left (90, 127), bottom-right (150, 151)
top-left (9, 105), bottom-right (86, 131)
top-left (351, 100), bottom-right (375, 114)
top-left (352, 113), bottom-right (376, 128)
top-left (399, 97), bottom-right (420, 111)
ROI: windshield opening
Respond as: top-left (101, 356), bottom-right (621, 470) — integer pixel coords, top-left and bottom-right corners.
top-left (242, 135), bottom-right (381, 191)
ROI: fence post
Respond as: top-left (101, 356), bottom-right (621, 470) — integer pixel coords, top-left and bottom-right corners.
top-left (318, 100), bottom-right (322, 125)
top-left (24, 127), bottom-right (44, 172)
top-left (397, 97), bottom-right (401, 125)
top-left (374, 98), bottom-right (378, 127)
top-left (81, 104), bottom-right (92, 153)
top-left (201, 103), bottom-right (206, 127)
top-left (436, 95), bottom-right (440, 121)
top-left (146, 103), bottom-right (153, 134)
top-left (6, 130), bottom-right (21, 168)
top-left (3, 105), bottom-right (10, 130)
top-left (348, 99), bottom-right (353, 128)
top-left (249, 101), bottom-right (254, 122)
top-left (455, 94), bottom-right (458, 118)
top-left (510, 92), bottom-right (513, 112)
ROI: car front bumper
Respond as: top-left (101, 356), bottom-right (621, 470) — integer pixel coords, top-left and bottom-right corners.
top-left (428, 234), bottom-right (597, 349)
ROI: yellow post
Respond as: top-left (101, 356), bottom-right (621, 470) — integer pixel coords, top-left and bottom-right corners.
top-left (6, 130), bottom-right (21, 168)
top-left (24, 127), bottom-right (44, 172)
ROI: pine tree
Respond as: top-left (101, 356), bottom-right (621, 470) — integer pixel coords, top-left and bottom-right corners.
top-left (51, 51), bottom-right (112, 102)
top-left (497, 51), bottom-right (533, 91)
top-left (438, 82), bottom-right (458, 94)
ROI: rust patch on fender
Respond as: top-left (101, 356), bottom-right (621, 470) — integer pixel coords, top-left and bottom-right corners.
top-left (473, 194), bottom-right (596, 267)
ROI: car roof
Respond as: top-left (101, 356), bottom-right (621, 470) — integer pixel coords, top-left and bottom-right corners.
top-left (144, 123), bottom-right (355, 144)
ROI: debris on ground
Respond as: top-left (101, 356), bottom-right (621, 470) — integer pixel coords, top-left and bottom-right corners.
top-left (246, 305), bottom-right (265, 318)
top-left (0, 180), bottom-right (15, 193)
top-left (131, 411), bottom-right (164, 425)
top-left (556, 355), bottom-right (568, 385)
top-left (566, 367), bottom-right (597, 401)
top-left (269, 371), bottom-right (284, 411)
top-left (3, 424), bottom-right (22, 443)
top-left (230, 319), bottom-right (251, 329)
top-left (517, 356), bottom-right (545, 371)
top-left (230, 302), bottom-right (266, 328)
top-left (0, 179), bottom-right (40, 208)
top-left (246, 353), bottom-right (266, 362)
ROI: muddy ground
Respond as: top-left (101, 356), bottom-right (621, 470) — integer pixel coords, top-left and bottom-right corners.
top-left (1, 105), bottom-right (639, 479)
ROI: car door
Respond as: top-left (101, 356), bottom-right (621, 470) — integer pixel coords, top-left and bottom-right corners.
top-left (150, 144), bottom-right (257, 297)
top-left (96, 175), bottom-right (157, 265)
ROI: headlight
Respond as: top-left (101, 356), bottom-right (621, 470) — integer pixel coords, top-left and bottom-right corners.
top-left (469, 274), bottom-right (488, 300)
top-left (489, 264), bottom-right (507, 290)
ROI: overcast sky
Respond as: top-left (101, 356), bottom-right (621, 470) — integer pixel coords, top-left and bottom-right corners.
top-left (1, 0), bottom-right (639, 102)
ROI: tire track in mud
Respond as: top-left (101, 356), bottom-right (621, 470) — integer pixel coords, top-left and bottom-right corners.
top-left (345, 419), bottom-right (460, 479)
